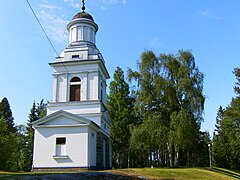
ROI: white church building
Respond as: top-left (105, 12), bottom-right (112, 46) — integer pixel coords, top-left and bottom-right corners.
top-left (32, 2), bottom-right (112, 170)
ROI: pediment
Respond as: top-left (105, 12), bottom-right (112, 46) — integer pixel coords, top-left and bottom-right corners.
top-left (32, 110), bottom-right (91, 127)
top-left (39, 116), bottom-right (86, 126)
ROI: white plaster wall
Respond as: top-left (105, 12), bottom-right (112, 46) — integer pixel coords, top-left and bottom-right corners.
top-left (64, 48), bottom-right (88, 60)
top-left (89, 72), bottom-right (98, 100)
top-left (52, 75), bottom-right (58, 102)
top-left (61, 48), bottom-right (100, 61)
top-left (102, 81), bottom-right (107, 106)
top-left (57, 75), bottom-right (65, 102)
top-left (43, 116), bottom-right (83, 126)
top-left (69, 24), bottom-right (96, 44)
top-left (81, 114), bottom-right (101, 127)
top-left (88, 128), bottom-right (97, 166)
top-left (71, 27), bottom-right (77, 42)
top-left (46, 110), bottom-right (101, 127)
top-left (52, 63), bottom-right (98, 75)
top-left (82, 73), bottom-right (88, 101)
top-left (52, 64), bottom-right (100, 103)
top-left (47, 101), bottom-right (101, 115)
top-left (101, 120), bottom-right (110, 136)
top-left (33, 126), bottom-right (89, 168)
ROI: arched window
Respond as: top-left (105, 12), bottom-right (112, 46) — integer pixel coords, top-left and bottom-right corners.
top-left (70, 77), bottom-right (81, 101)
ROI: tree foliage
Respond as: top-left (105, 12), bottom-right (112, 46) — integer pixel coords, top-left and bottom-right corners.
top-left (108, 50), bottom-right (208, 168)
top-left (0, 98), bottom-right (20, 171)
top-left (128, 50), bottom-right (206, 167)
top-left (0, 97), bottom-right (16, 133)
top-left (107, 67), bottom-right (136, 168)
top-left (213, 68), bottom-right (240, 170)
top-left (0, 98), bottom-right (47, 172)
top-left (0, 118), bottom-right (15, 171)
top-left (22, 100), bottom-right (47, 171)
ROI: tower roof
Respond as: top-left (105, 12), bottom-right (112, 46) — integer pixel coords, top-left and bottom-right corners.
top-left (72, 0), bottom-right (94, 21)
top-left (72, 11), bottom-right (94, 21)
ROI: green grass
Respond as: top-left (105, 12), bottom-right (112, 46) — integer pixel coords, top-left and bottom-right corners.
top-left (111, 167), bottom-right (240, 180)
top-left (0, 167), bottom-right (240, 180)
top-left (208, 167), bottom-right (240, 179)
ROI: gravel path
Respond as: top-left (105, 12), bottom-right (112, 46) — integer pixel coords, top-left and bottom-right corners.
top-left (4, 172), bottom-right (147, 180)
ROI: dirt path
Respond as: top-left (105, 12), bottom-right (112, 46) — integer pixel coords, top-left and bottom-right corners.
top-left (4, 172), bottom-right (145, 180)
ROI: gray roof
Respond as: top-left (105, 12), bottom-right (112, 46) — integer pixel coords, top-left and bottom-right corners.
top-left (72, 12), bottom-right (94, 21)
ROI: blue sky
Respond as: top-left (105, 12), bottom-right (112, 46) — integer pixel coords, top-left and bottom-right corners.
top-left (0, 0), bottom-right (239, 136)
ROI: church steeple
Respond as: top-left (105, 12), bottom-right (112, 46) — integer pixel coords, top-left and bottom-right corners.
top-left (67, 0), bottom-right (98, 46)
top-left (50, 1), bottom-right (109, 105)
top-left (56, 0), bottom-right (103, 62)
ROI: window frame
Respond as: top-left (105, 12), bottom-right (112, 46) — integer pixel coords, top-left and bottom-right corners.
top-left (69, 77), bottom-right (81, 101)
top-left (55, 137), bottom-right (67, 157)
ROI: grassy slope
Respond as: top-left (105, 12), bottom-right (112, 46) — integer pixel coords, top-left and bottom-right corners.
top-left (0, 168), bottom-right (239, 179)
top-left (111, 167), bottom-right (240, 180)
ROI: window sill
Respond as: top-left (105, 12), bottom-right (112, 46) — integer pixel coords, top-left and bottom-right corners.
top-left (53, 155), bottom-right (68, 159)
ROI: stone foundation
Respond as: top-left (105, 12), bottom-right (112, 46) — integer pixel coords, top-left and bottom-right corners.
top-left (32, 166), bottom-right (96, 172)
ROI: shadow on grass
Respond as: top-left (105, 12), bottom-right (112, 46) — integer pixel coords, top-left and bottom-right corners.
top-left (206, 167), bottom-right (240, 179)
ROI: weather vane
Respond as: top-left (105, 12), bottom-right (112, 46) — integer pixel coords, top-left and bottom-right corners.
top-left (82, 0), bottom-right (86, 12)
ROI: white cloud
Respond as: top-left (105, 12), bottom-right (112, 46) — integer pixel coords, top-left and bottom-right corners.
top-left (149, 38), bottom-right (162, 49)
top-left (98, 0), bottom-right (127, 10)
top-left (33, 0), bottom-right (127, 44)
top-left (39, 3), bottom-right (61, 10)
top-left (63, 0), bottom-right (127, 11)
top-left (101, 0), bottom-right (127, 5)
top-left (36, 2), bottom-right (68, 44)
top-left (64, 0), bottom-right (80, 8)
top-left (198, 10), bottom-right (222, 20)
top-left (102, 0), bottom-right (118, 4)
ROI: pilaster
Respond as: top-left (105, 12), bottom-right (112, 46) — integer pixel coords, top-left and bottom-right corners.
top-left (52, 74), bottom-right (58, 102)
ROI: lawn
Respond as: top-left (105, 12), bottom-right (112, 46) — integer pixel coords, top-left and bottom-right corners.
top-left (0, 167), bottom-right (239, 179)
top-left (111, 167), bottom-right (240, 180)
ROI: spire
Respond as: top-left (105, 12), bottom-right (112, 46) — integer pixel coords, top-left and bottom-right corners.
top-left (82, 0), bottom-right (85, 12)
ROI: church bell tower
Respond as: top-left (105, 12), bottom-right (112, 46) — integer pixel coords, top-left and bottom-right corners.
top-left (32, 1), bottom-right (112, 170)
top-left (48, 2), bottom-right (110, 125)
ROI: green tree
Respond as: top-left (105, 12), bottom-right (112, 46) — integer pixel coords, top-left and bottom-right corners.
top-left (0, 118), bottom-right (12, 170)
top-left (130, 114), bottom-right (169, 167)
top-left (0, 97), bottom-right (22, 171)
top-left (169, 109), bottom-right (199, 167)
top-left (128, 50), bottom-right (205, 167)
top-left (220, 97), bottom-right (240, 169)
top-left (0, 118), bottom-right (19, 171)
top-left (22, 100), bottom-right (47, 171)
top-left (233, 68), bottom-right (240, 95)
top-left (213, 106), bottom-right (227, 168)
top-left (0, 97), bottom-right (16, 133)
top-left (36, 99), bottom-right (47, 118)
top-left (213, 68), bottom-right (240, 170)
top-left (128, 51), bottom-right (170, 167)
top-left (195, 131), bottom-right (211, 167)
top-left (107, 67), bottom-right (135, 168)
top-left (15, 124), bottom-right (27, 171)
